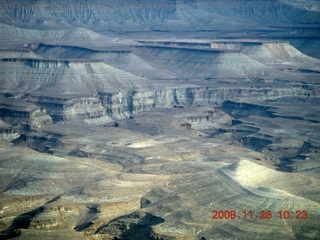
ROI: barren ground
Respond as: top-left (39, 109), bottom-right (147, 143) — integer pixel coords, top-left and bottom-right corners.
top-left (0, 1), bottom-right (320, 239)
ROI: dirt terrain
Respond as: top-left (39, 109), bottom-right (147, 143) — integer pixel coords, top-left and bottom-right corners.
top-left (0, 0), bottom-right (320, 239)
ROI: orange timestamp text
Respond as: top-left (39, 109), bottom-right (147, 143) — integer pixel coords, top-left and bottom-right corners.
top-left (212, 210), bottom-right (308, 220)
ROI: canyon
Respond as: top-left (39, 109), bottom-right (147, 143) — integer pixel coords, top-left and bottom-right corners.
top-left (0, 0), bottom-right (320, 239)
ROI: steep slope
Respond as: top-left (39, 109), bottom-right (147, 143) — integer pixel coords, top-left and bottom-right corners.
top-left (0, 1), bottom-right (319, 239)
top-left (33, 44), bottom-right (98, 59)
top-left (133, 46), bottom-right (297, 80)
top-left (0, 0), bottom-right (319, 31)
top-left (139, 160), bottom-right (320, 239)
top-left (0, 50), bottom-right (42, 59)
top-left (32, 41), bottom-right (320, 80)
top-left (279, 0), bottom-right (320, 12)
top-left (220, 160), bottom-right (320, 202)
top-left (290, 39), bottom-right (320, 59)
top-left (33, 44), bottom-right (178, 80)
top-left (202, 0), bottom-right (320, 23)
top-left (0, 22), bottom-right (111, 48)
top-left (240, 41), bottom-right (320, 70)
top-left (93, 52), bottom-right (178, 80)
top-left (0, 58), bottom-right (146, 95)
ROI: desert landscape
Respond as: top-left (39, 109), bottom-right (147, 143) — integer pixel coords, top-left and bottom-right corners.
top-left (0, 0), bottom-right (319, 239)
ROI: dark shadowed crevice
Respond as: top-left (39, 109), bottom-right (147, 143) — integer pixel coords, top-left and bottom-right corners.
top-left (95, 211), bottom-right (165, 240)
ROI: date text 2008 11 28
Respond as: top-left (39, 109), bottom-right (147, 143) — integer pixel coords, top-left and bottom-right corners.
top-left (212, 210), bottom-right (308, 220)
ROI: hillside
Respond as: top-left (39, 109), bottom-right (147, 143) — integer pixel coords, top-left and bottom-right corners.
top-left (0, 0), bottom-right (319, 239)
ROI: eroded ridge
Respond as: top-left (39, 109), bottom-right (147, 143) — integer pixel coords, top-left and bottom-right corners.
top-left (0, 0), bottom-right (320, 239)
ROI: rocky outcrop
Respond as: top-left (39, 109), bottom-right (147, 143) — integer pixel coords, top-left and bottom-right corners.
top-left (0, 99), bottom-right (52, 130)
top-left (0, 120), bottom-right (19, 141)
top-left (127, 85), bottom-right (311, 116)
top-left (26, 84), bottom-right (312, 123)
top-left (0, 43), bottom-right (317, 126)
top-left (2, 58), bottom-right (73, 69)
top-left (28, 95), bottom-right (111, 123)
top-left (8, 78), bottom-right (310, 127)
top-left (177, 108), bottom-right (233, 131)
top-left (0, 1), bottom-right (319, 240)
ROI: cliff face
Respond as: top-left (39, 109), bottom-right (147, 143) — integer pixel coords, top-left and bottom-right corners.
top-left (0, 0), bottom-right (319, 51)
top-left (23, 85), bottom-right (311, 123)
top-left (25, 96), bottom-right (110, 123)
top-left (0, 0), bottom-right (318, 30)
top-left (114, 86), bottom-right (311, 116)
top-left (0, 1), bottom-right (320, 239)
top-left (1, 41), bottom-right (318, 124)
top-left (0, 99), bottom-right (52, 131)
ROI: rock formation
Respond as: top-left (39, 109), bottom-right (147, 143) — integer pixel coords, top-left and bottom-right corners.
top-left (0, 0), bottom-right (319, 239)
